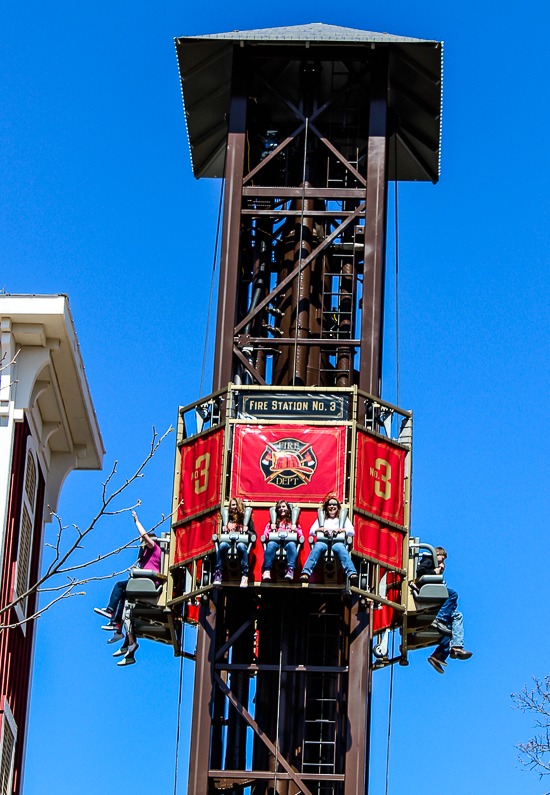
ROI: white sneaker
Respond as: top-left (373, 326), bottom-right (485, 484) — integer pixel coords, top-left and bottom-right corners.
top-left (113, 645), bottom-right (128, 658)
top-left (107, 632), bottom-right (124, 644)
top-left (117, 655), bottom-right (136, 667)
top-left (125, 642), bottom-right (139, 657)
top-left (240, 576), bottom-right (248, 588)
top-left (262, 570), bottom-right (271, 581)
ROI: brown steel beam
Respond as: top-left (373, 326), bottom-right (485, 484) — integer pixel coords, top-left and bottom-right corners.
top-left (215, 664), bottom-right (349, 673)
top-left (235, 203), bottom-right (365, 335)
top-left (309, 121), bottom-right (367, 187)
top-left (213, 673), bottom-right (315, 795)
top-left (236, 337), bottom-right (361, 346)
top-left (188, 596), bottom-right (217, 795)
top-left (215, 605), bottom-right (267, 661)
top-left (242, 187), bottom-right (365, 199)
top-left (359, 48), bottom-right (389, 399)
top-left (344, 598), bottom-right (371, 795)
top-left (232, 346), bottom-right (268, 385)
top-left (242, 210), bottom-right (360, 217)
top-left (212, 50), bottom-right (248, 391)
top-left (209, 771), bottom-right (346, 782)
top-left (243, 122), bottom-right (305, 184)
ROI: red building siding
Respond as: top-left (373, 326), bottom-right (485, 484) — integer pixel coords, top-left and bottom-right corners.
top-left (0, 420), bottom-right (45, 795)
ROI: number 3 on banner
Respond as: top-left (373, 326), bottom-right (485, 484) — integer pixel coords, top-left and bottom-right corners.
top-left (374, 458), bottom-right (391, 500)
top-left (194, 453), bottom-right (211, 494)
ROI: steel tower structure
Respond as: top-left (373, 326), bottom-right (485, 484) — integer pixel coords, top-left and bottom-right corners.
top-left (167, 24), bottom-right (442, 795)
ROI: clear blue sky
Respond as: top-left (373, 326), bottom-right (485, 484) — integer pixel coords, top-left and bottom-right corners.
top-left (3, 1), bottom-right (549, 794)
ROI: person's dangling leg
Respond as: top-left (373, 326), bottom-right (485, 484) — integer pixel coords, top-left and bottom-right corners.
top-left (301, 540), bottom-right (328, 579)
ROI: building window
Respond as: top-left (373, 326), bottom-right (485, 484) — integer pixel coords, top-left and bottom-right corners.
top-left (15, 507), bottom-right (32, 610)
top-left (0, 700), bottom-right (17, 795)
top-left (24, 451), bottom-right (36, 511)
top-left (15, 444), bottom-right (38, 625)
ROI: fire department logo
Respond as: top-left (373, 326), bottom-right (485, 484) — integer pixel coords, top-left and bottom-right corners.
top-left (259, 437), bottom-right (318, 489)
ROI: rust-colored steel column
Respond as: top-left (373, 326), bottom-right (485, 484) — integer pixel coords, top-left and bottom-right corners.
top-left (359, 48), bottom-right (389, 399)
top-left (290, 187), bottom-right (314, 386)
top-left (336, 259), bottom-right (353, 386)
top-left (188, 597), bottom-right (217, 795)
top-left (344, 598), bottom-right (371, 795)
top-left (212, 52), bottom-right (247, 392)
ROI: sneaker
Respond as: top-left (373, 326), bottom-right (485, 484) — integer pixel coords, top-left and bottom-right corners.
top-left (300, 572), bottom-right (309, 582)
top-left (107, 631), bottom-right (124, 644)
top-left (284, 568), bottom-right (294, 581)
top-left (213, 570), bottom-right (223, 584)
top-left (240, 576), bottom-right (248, 588)
top-left (431, 618), bottom-right (452, 637)
top-left (101, 622), bottom-right (122, 632)
top-left (125, 642), bottom-right (139, 657)
top-left (117, 655), bottom-right (136, 667)
top-left (348, 572), bottom-right (358, 582)
top-left (450, 647), bottom-right (473, 660)
top-left (427, 655), bottom-right (445, 674)
top-left (113, 645), bottom-right (129, 658)
top-left (262, 570), bottom-right (271, 582)
top-left (94, 607), bottom-right (113, 619)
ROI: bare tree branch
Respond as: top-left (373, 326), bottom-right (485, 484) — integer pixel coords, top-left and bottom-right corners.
top-left (0, 426), bottom-right (177, 632)
top-left (512, 677), bottom-right (550, 792)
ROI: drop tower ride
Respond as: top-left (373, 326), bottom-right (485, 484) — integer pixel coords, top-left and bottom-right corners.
top-left (167, 23), bottom-right (442, 795)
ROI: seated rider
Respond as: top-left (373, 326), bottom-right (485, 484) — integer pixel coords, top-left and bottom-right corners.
top-left (213, 497), bottom-right (254, 588)
top-left (415, 546), bottom-right (473, 674)
top-left (300, 494), bottom-right (358, 583)
top-left (94, 510), bottom-right (161, 660)
top-left (262, 499), bottom-right (304, 582)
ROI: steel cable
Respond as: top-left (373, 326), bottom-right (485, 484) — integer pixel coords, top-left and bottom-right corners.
top-left (292, 118), bottom-right (309, 385)
top-left (173, 646), bottom-right (185, 795)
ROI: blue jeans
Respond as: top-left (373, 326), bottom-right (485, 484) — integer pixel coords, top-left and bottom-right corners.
top-left (215, 541), bottom-right (249, 575)
top-left (302, 540), bottom-right (357, 578)
top-left (107, 580), bottom-right (127, 623)
top-left (437, 587), bottom-right (458, 624)
top-left (263, 541), bottom-right (298, 571)
top-left (434, 610), bottom-right (464, 660)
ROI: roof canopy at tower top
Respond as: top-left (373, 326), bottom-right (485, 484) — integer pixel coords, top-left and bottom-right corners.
top-left (175, 23), bottom-right (443, 182)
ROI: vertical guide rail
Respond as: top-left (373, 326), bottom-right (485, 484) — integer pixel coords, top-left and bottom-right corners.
top-left (359, 47), bottom-right (389, 401)
top-left (213, 50), bottom-right (248, 391)
top-left (167, 405), bottom-right (186, 655)
top-left (399, 415), bottom-right (413, 662)
top-left (188, 596), bottom-right (217, 795)
top-left (344, 597), bottom-right (371, 795)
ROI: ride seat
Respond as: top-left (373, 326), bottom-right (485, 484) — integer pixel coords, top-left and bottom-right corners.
top-left (125, 568), bottom-right (163, 601)
top-left (414, 574), bottom-right (449, 603)
top-left (261, 504), bottom-right (303, 572)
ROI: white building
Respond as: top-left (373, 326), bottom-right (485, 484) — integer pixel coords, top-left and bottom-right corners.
top-left (0, 294), bottom-right (103, 795)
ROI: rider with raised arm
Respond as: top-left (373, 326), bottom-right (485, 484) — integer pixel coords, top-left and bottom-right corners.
top-left (300, 494), bottom-right (358, 583)
top-left (94, 510), bottom-right (161, 665)
top-left (261, 499), bottom-right (304, 582)
top-left (213, 497), bottom-right (254, 588)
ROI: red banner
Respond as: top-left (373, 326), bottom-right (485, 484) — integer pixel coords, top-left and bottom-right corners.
top-left (355, 432), bottom-right (405, 524)
top-left (354, 516), bottom-right (403, 568)
top-left (179, 427), bottom-right (224, 520)
top-left (232, 425), bottom-right (346, 502)
top-left (175, 513), bottom-right (217, 565)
